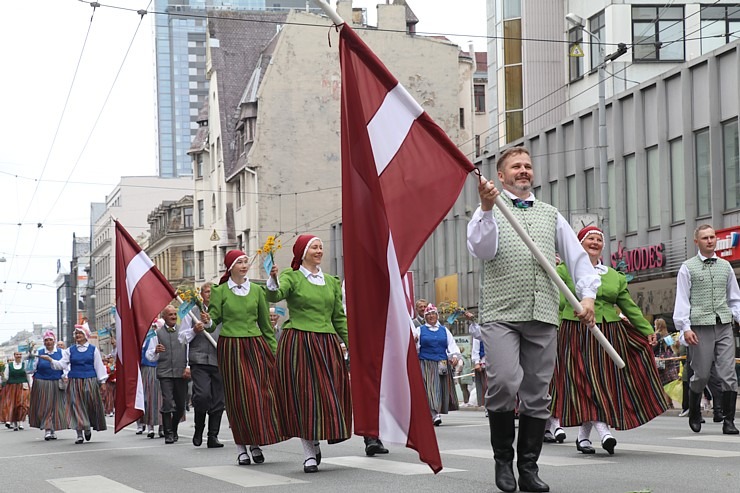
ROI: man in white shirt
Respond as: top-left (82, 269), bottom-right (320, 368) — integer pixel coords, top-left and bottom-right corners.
top-left (673, 224), bottom-right (740, 435)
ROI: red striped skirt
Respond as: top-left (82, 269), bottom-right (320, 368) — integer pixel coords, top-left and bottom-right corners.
top-left (29, 379), bottom-right (70, 430)
top-left (0, 383), bottom-right (30, 422)
top-left (218, 336), bottom-right (284, 446)
top-left (141, 366), bottom-right (161, 426)
top-left (68, 377), bottom-right (107, 432)
top-left (276, 329), bottom-right (352, 441)
top-left (420, 360), bottom-right (459, 416)
top-left (550, 320), bottom-right (670, 430)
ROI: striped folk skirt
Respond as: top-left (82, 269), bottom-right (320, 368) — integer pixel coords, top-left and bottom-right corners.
top-left (141, 366), bottom-right (161, 426)
top-left (550, 320), bottom-right (670, 430)
top-left (420, 360), bottom-right (459, 416)
top-left (29, 379), bottom-right (70, 430)
top-left (68, 377), bottom-right (107, 432)
top-left (218, 336), bottom-right (284, 446)
top-left (0, 383), bottom-right (30, 422)
top-left (103, 381), bottom-right (116, 415)
top-left (276, 329), bottom-right (352, 441)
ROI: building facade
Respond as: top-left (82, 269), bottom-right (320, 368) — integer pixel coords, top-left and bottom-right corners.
top-left (146, 195), bottom-right (195, 289)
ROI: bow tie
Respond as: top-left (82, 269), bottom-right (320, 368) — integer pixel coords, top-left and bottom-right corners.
top-left (703, 257), bottom-right (717, 264)
top-left (165, 326), bottom-right (177, 333)
top-left (512, 197), bottom-right (534, 209)
top-left (233, 284), bottom-right (246, 290)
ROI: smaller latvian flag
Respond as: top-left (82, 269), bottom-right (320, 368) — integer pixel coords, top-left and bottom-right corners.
top-left (114, 220), bottom-right (176, 433)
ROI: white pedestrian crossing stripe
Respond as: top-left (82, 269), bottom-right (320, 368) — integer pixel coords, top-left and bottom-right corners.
top-left (614, 443), bottom-right (740, 457)
top-left (185, 466), bottom-right (308, 487)
top-left (443, 449), bottom-right (615, 466)
top-left (322, 456), bottom-right (464, 475)
top-left (48, 475), bottom-right (143, 493)
top-left (670, 435), bottom-right (740, 443)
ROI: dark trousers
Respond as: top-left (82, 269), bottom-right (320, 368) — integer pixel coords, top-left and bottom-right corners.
top-left (190, 363), bottom-right (225, 413)
top-left (159, 378), bottom-right (188, 414)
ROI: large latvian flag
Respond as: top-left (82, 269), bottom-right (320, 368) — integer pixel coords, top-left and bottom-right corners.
top-left (114, 220), bottom-right (176, 432)
top-left (339, 25), bottom-right (475, 473)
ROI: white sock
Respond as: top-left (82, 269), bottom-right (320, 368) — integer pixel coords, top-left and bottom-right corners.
top-left (302, 439), bottom-right (317, 466)
top-left (578, 421), bottom-right (593, 443)
top-left (236, 444), bottom-right (247, 454)
top-left (593, 421), bottom-right (612, 441)
top-left (548, 416), bottom-right (561, 433)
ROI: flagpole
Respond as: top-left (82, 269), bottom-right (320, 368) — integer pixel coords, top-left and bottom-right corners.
top-left (487, 188), bottom-right (625, 369)
top-left (176, 295), bottom-right (217, 349)
top-left (315, 0), bottom-right (345, 25)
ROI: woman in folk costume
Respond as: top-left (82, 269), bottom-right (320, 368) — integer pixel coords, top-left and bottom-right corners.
top-left (28, 330), bottom-right (70, 440)
top-left (412, 304), bottom-right (461, 427)
top-left (549, 226), bottom-right (669, 455)
top-left (138, 320), bottom-right (163, 438)
top-left (41, 324), bottom-right (108, 444)
top-left (267, 235), bottom-right (351, 474)
top-left (200, 249), bottom-right (283, 466)
top-left (1, 351), bottom-right (31, 431)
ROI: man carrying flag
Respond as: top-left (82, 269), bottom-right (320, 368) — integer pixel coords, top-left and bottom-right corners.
top-left (113, 219), bottom-right (177, 433)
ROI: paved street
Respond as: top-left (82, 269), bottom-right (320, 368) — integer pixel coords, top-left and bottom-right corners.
top-left (2, 408), bottom-right (739, 493)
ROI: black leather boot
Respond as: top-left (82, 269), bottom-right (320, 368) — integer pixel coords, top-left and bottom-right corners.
top-left (722, 391), bottom-right (739, 435)
top-left (516, 415), bottom-right (550, 492)
top-left (363, 437), bottom-right (389, 456)
top-left (489, 411), bottom-right (516, 493)
top-left (162, 413), bottom-right (174, 444)
top-left (688, 390), bottom-right (703, 433)
top-left (171, 410), bottom-right (183, 442)
top-left (193, 410), bottom-right (206, 447)
top-left (207, 410), bottom-right (224, 448)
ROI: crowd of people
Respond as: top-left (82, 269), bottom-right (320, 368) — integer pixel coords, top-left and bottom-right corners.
top-left (2, 145), bottom-right (739, 493)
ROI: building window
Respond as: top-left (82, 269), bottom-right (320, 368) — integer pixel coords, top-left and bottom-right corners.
top-left (501, 16), bottom-right (523, 143)
top-left (723, 120), bottom-right (740, 209)
top-left (632, 6), bottom-right (684, 61)
top-left (197, 199), bottom-right (204, 227)
top-left (568, 27), bottom-right (584, 81)
top-left (211, 194), bottom-right (216, 222)
top-left (459, 108), bottom-right (465, 129)
top-left (646, 147), bottom-right (660, 227)
top-left (236, 179), bottom-right (242, 209)
top-left (197, 251), bottom-right (204, 280)
top-left (589, 11), bottom-right (606, 71)
top-left (212, 246), bottom-right (218, 277)
top-left (474, 84), bottom-right (486, 113)
top-left (695, 129), bottom-right (711, 216)
top-left (566, 175), bottom-right (577, 216)
top-left (549, 180), bottom-right (559, 209)
top-left (183, 250), bottom-right (194, 278)
top-left (183, 206), bottom-right (193, 229)
top-left (195, 154), bottom-right (203, 178)
top-left (701, 5), bottom-right (740, 54)
top-left (670, 139), bottom-right (685, 222)
top-left (625, 155), bottom-right (637, 232)
top-left (585, 168), bottom-right (595, 212)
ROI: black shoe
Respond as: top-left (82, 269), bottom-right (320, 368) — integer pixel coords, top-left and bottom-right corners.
top-left (543, 431), bottom-right (556, 443)
top-left (553, 428), bottom-right (566, 444)
top-left (576, 439), bottom-right (595, 455)
top-left (433, 415), bottom-right (442, 426)
top-left (84, 430), bottom-right (92, 442)
top-left (688, 390), bottom-right (702, 433)
top-left (713, 411), bottom-right (725, 423)
top-left (364, 437), bottom-right (387, 456)
top-left (303, 458), bottom-right (318, 473)
top-left (206, 411), bottom-right (224, 448)
top-left (193, 411), bottom-right (206, 447)
top-left (601, 436), bottom-right (617, 455)
top-left (517, 415), bottom-right (550, 492)
top-left (250, 446), bottom-right (265, 464)
top-left (147, 431), bottom-right (155, 439)
top-left (722, 391), bottom-right (739, 435)
top-left (238, 452), bottom-right (251, 466)
top-left (207, 436), bottom-right (224, 448)
top-left (489, 411), bottom-right (517, 493)
top-left (75, 436), bottom-right (84, 444)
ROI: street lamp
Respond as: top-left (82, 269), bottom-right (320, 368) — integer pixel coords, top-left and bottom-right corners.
top-left (566, 13), bottom-right (626, 265)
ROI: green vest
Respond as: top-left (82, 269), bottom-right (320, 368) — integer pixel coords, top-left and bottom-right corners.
top-left (8, 362), bottom-right (27, 385)
top-left (479, 199), bottom-right (560, 326)
top-left (685, 255), bottom-right (733, 326)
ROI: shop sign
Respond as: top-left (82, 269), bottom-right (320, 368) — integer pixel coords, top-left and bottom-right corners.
top-left (610, 241), bottom-right (665, 273)
top-left (715, 226), bottom-right (740, 261)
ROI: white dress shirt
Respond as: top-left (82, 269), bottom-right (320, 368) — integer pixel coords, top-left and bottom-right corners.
top-left (266, 265), bottom-right (326, 291)
top-left (673, 253), bottom-right (740, 334)
top-left (466, 190), bottom-right (600, 299)
top-left (50, 343), bottom-right (108, 383)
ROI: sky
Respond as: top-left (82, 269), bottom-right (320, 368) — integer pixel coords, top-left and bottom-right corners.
top-left (0, 0), bottom-right (486, 343)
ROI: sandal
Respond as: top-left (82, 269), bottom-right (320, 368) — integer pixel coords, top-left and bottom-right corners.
top-left (237, 452), bottom-right (251, 466)
top-left (303, 457), bottom-right (318, 473)
top-left (250, 446), bottom-right (265, 464)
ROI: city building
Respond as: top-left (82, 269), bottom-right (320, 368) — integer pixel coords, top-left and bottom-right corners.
top-left (146, 195), bottom-right (195, 289)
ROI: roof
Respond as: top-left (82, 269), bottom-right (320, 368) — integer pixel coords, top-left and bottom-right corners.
top-left (394, 0), bottom-right (418, 25)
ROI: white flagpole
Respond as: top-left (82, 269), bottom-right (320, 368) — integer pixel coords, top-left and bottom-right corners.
top-left (489, 192), bottom-right (625, 369)
top-left (315, 0), bottom-right (345, 25)
top-left (176, 295), bottom-right (217, 349)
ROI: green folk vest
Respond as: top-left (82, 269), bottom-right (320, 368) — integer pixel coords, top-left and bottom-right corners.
top-left (479, 199), bottom-right (560, 326)
top-left (685, 255), bottom-right (733, 326)
top-left (8, 362), bottom-right (27, 384)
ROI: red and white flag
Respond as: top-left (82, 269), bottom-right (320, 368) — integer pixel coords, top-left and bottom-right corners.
top-left (339, 25), bottom-right (475, 473)
top-left (114, 220), bottom-right (176, 433)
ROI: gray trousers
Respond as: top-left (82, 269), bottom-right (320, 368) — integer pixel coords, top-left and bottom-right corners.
top-left (479, 321), bottom-right (557, 419)
top-left (688, 323), bottom-right (738, 393)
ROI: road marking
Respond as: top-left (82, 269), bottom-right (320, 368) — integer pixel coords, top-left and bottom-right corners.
top-left (615, 443), bottom-right (740, 457)
top-left (322, 456), bottom-right (464, 475)
top-left (48, 475), bottom-right (143, 492)
top-left (185, 466), bottom-right (308, 487)
top-left (443, 449), bottom-right (614, 466)
top-left (0, 445), bottom-right (162, 460)
top-left (670, 435), bottom-right (740, 444)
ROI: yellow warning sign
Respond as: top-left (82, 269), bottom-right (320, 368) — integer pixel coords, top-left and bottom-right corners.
top-left (210, 229), bottom-right (220, 241)
top-left (569, 43), bottom-right (584, 57)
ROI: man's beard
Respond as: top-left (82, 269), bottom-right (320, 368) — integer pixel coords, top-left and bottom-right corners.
top-left (505, 177), bottom-right (532, 193)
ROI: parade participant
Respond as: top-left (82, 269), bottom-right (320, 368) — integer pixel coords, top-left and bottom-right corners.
top-left (673, 224), bottom-right (740, 435)
top-left (42, 324), bottom-right (107, 444)
top-left (201, 250), bottom-right (282, 465)
top-left (179, 282), bottom-right (225, 448)
top-left (28, 331), bottom-right (69, 440)
top-left (412, 304), bottom-right (461, 426)
top-left (146, 305), bottom-right (190, 444)
top-left (467, 146), bottom-right (599, 493)
top-left (267, 235), bottom-right (350, 473)
top-left (1, 351), bottom-right (31, 431)
top-left (550, 226), bottom-right (669, 455)
top-left (139, 320), bottom-right (162, 438)
top-left (413, 299), bottom-right (429, 328)
top-left (102, 355), bottom-right (116, 417)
